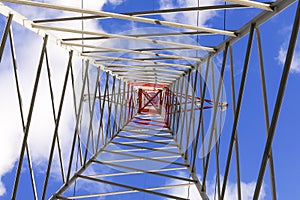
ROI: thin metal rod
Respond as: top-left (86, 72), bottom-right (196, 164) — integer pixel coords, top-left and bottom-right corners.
top-left (11, 35), bottom-right (48, 200)
top-left (41, 50), bottom-right (73, 200)
top-left (255, 27), bottom-right (277, 200)
top-left (253, 1), bottom-right (300, 198)
top-left (220, 23), bottom-right (255, 199)
top-left (0, 13), bottom-right (13, 62)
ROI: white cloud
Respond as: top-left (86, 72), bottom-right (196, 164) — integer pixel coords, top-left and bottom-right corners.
top-left (277, 25), bottom-right (300, 73)
top-left (277, 44), bottom-right (300, 73)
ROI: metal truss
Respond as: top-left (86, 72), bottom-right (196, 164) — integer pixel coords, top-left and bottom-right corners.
top-left (0, 0), bottom-right (299, 199)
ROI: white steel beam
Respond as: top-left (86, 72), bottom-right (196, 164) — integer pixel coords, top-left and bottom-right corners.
top-left (62, 42), bottom-right (203, 62)
top-left (83, 54), bottom-right (193, 69)
top-left (32, 24), bottom-right (215, 52)
top-left (0, 0), bottom-right (236, 36)
top-left (224, 0), bottom-right (273, 11)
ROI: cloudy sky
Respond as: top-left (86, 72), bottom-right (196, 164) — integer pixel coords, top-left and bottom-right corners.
top-left (0, 0), bottom-right (299, 199)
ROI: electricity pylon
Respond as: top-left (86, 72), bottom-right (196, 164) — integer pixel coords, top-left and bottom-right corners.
top-left (0, 0), bottom-right (299, 199)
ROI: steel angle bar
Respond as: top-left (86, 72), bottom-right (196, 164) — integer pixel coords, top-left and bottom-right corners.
top-left (44, 47), bottom-right (65, 184)
top-left (0, 13), bottom-right (13, 62)
top-left (114, 135), bottom-right (174, 145)
top-left (85, 72), bottom-right (95, 154)
top-left (87, 167), bottom-right (186, 178)
top-left (83, 47), bottom-right (191, 53)
top-left (175, 77), bottom-right (185, 141)
top-left (96, 71), bottom-right (109, 149)
top-left (101, 150), bottom-right (187, 166)
top-left (118, 74), bottom-right (177, 81)
top-left (83, 68), bottom-right (101, 164)
top-left (208, 0), bottom-right (296, 58)
top-left (224, 0), bottom-right (273, 11)
top-left (253, 1), bottom-right (300, 198)
top-left (221, 24), bottom-right (255, 200)
top-left (185, 67), bottom-right (198, 160)
top-left (172, 79), bottom-right (180, 132)
top-left (116, 72), bottom-right (182, 78)
top-left (113, 69), bottom-right (183, 75)
top-left (9, 27), bottom-right (38, 200)
top-left (106, 65), bottom-right (187, 73)
top-left (34, 3), bottom-right (255, 24)
top-left (179, 70), bottom-right (191, 151)
top-left (102, 155), bottom-right (180, 163)
top-left (59, 183), bottom-right (193, 199)
top-left (211, 59), bottom-right (221, 199)
top-left (91, 56), bottom-right (193, 69)
top-left (92, 160), bottom-right (193, 182)
top-left (110, 77), bottom-right (118, 137)
top-left (70, 60), bottom-right (83, 166)
top-left (112, 79), bottom-right (122, 135)
top-left (118, 82), bottom-right (126, 129)
top-left (191, 57), bottom-right (210, 172)
top-left (41, 50), bottom-right (73, 200)
top-left (61, 42), bottom-right (203, 62)
top-left (120, 130), bottom-right (173, 139)
top-left (105, 75), bottom-right (115, 143)
top-left (202, 43), bottom-right (229, 191)
top-left (229, 46), bottom-right (242, 200)
top-left (1, 0), bottom-right (236, 36)
top-left (122, 79), bottom-right (173, 85)
top-left (32, 24), bottom-right (215, 52)
top-left (123, 127), bottom-right (171, 132)
top-left (119, 76), bottom-right (180, 83)
top-left (11, 35), bottom-right (48, 200)
top-left (51, 127), bottom-right (125, 199)
top-left (255, 27), bottom-right (277, 200)
top-left (66, 60), bottom-right (89, 182)
top-left (110, 142), bottom-right (180, 155)
top-left (76, 174), bottom-right (190, 200)
top-left (170, 131), bottom-right (209, 200)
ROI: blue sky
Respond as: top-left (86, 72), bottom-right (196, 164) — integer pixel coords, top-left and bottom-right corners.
top-left (0, 0), bottom-right (300, 199)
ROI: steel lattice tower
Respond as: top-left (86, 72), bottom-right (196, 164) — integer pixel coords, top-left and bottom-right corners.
top-left (0, 0), bottom-right (299, 199)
